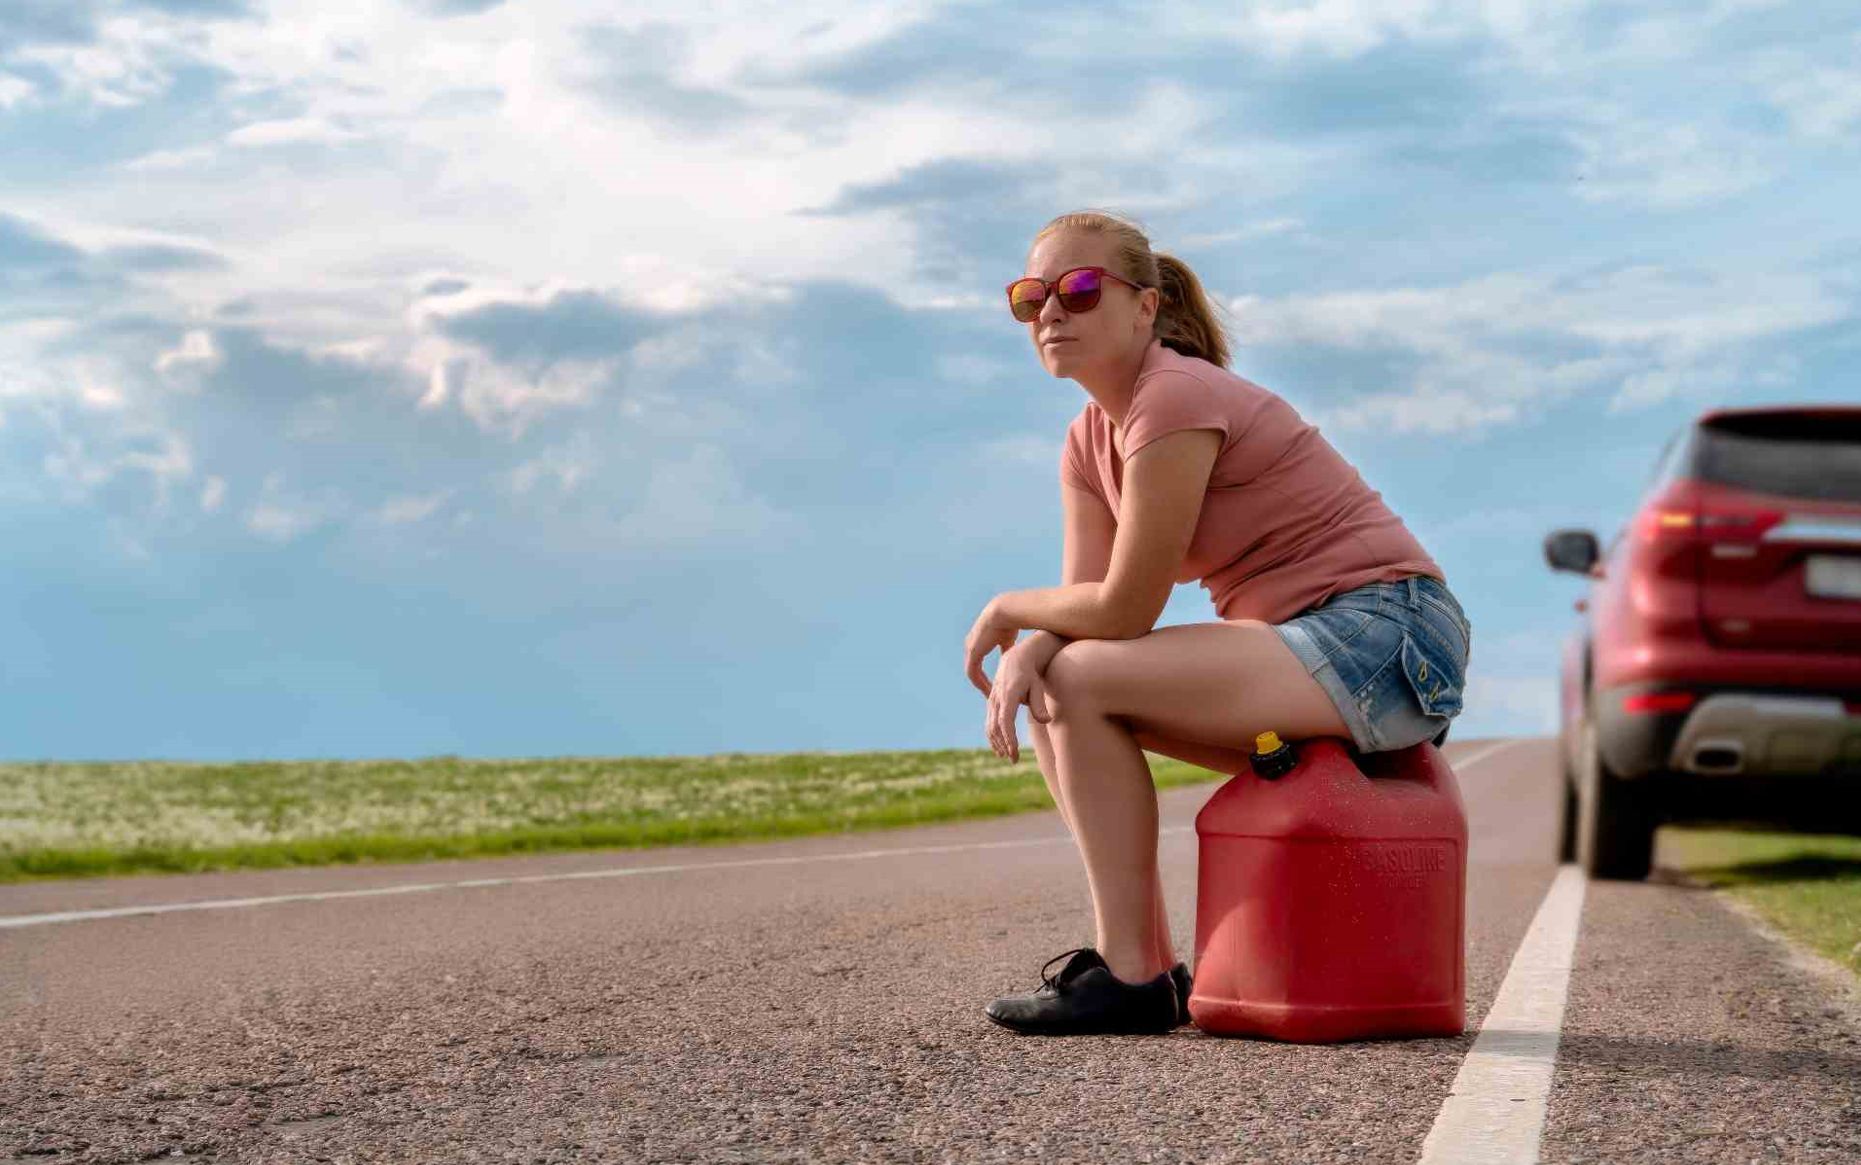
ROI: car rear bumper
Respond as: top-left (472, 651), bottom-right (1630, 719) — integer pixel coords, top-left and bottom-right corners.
top-left (1594, 682), bottom-right (1861, 779)
top-left (1667, 692), bottom-right (1861, 776)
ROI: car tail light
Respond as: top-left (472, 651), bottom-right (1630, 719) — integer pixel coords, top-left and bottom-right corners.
top-left (1698, 506), bottom-right (1785, 536)
top-left (1632, 480), bottom-right (1785, 542)
top-left (1622, 691), bottom-right (1698, 714)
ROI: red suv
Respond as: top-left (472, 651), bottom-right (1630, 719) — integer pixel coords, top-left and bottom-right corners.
top-left (1544, 405), bottom-right (1861, 880)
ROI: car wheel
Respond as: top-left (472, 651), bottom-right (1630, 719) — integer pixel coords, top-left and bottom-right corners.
top-left (1557, 749), bottom-right (1578, 864)
top-left (1575, 713), bottom-right (1657, 880)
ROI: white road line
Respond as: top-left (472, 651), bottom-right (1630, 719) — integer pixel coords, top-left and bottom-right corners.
top-left (0, 737), bottom-right (1529, 931)
top-left (1416, 862), bottom-right (1588, 1165)
top-left (0, 833), bottom-right (1103, 930)
top-left (1449, 737), bottom-right (1525, 773)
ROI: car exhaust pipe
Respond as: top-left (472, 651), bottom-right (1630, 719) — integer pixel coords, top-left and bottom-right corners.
top-left (1691, 740), bottom-right (1744, 774)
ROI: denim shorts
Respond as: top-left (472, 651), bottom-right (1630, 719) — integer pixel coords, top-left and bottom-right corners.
top-left (1269, 574), bottom-right (1473, 753)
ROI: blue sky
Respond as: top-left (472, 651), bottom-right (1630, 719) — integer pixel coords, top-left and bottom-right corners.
top-left (3, 0), bottom-right (1857, 762)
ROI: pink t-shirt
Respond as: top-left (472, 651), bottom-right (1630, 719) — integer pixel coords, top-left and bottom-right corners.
top-left (1060, 337), bottom-right (1445, 625)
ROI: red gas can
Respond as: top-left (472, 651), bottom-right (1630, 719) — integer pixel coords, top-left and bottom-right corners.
top-left (1187, 732), bottom-right (1468, 1042)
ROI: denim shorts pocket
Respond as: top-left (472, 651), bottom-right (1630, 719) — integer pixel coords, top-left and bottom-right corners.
top-left (1417, 591), bottom-right (1467, 641)
top-left (1411, 580), bottom-right (1471, 655)
top-left (1398, 631), bottom-right (1464, 719)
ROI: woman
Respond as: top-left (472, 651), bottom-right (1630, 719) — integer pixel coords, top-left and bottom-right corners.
top-left (962, 210), bottom-right (1474, 1036)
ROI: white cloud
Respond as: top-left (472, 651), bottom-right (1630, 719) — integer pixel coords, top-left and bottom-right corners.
top-left (0, 72), bottom-right (35, 109)
top-left (1230, 263), bottom-right (1847, 434)
top-left (6, 0), bottom-right (1857, 561)
top-left (40, 424), bottom-right (194, 512)
top-left (155, 330), bottom-right (222, 379)
top-left (312, 336), bottom-right (395, 364)
top-left (1749, 40), bottom-right (1861, 141)
top-left (10, 0), bottom-right (1222, 362)
top-left (1172, 0), bottom-right (1491, 60)
top-left (372, 490), bottom-right (453, 525)
top-left (395, 279), bottom-right (805, 437)
top-left (116, 431), bottom-right (194, 500)
top-left (78, 383), bottom-right (127, 411)
top-left (1175, 218), bottom-right (1304, 248)
top-left (226, 117), bottom-right (362, 148)
top-left (422, 353), bottom-right (615, 440)
top-left (1567, 118), bottom-right (1773, 209)
top-left (1169, 0), bottom-right (1788, 78)
top-left (504, 435), bottom-right (595, 496)
top-left (245, 472), bottom-right (347, 543)
top-left (41, 442), bottom-right (116, 495)
top-left (9, 14), bottom-right (184, 107)
top-left (1323, 386), bottom-right (1526, 436)
top-left (122, 145), bottom-right (217, 171)
top-left (246, 500), bottom-right (320, 542)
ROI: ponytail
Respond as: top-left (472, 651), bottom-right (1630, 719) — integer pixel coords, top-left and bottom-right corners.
top-left (1151, 251), bottom-right (1231, 369)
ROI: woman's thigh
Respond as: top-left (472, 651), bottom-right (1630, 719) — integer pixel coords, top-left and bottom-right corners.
top-left (1041, 618), bottom-right (1356, 761)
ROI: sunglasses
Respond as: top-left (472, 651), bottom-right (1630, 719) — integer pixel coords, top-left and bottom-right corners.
top-left (1005, 265), bottom-right (1148, 323)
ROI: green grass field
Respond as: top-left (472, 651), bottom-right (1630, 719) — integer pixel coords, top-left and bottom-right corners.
top-left (0, 749), bottom-right (1228, 884)
top-left (1659, 825), bottom-right (1861, 979)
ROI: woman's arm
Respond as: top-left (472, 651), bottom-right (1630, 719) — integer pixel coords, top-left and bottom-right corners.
top-left (994, 429), bottom-right (1220, 641)
top-left (1019, 480), bottom-right (1120, 668)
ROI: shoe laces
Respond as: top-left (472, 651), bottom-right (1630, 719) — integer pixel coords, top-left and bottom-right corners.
top-left (1039, 946), bottom-right (1097, 993)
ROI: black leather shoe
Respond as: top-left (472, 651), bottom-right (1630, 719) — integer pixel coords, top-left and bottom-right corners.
top-left (985, 947), bottom-right (1179, 1036)
top-left (1170, 961), bottom-right (1192, 1025)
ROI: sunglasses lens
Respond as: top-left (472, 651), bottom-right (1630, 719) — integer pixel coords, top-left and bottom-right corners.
top-left (1008, 279), bottom-right (1045, 322)
top-left (1056, 268), bottom-right (1101, 312)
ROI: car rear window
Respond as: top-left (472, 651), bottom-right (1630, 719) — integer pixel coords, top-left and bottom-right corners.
top-left (1693, 412), bottom-right (1861, 502)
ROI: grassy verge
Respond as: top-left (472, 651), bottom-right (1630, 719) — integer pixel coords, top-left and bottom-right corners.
top-left (0, 750), bottom-right (1228, 885)
top-left (1660, 825), bottom-right (1861, 979)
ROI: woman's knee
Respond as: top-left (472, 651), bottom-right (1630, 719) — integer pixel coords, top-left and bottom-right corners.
top-left (1042, 639), bottom-right (1117, 713)
top-left (1027, 712), bottom-right (1053, 745)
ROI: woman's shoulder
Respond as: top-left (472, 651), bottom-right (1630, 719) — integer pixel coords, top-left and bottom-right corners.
top-left (1065, 400), bottom-right (1103, 449)
top-left (1139, 343), bottom-right (1273, 398)
top-left (1136, 349), bottom-right (1283, 423)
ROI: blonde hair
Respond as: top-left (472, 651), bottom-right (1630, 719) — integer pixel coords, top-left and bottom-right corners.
top-left (1030, 209), bottom-right (1232, 369)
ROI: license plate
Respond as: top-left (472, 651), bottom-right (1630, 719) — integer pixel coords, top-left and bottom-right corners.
top-left (1806, 554), bottom-right (1861, 599)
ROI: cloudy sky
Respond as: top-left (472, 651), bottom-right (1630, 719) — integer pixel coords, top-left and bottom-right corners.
top-left (3, 0), bottom-right (1856, 762)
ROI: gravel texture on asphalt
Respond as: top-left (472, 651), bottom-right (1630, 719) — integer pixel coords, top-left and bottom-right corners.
top-left (1538, 861), bottom-right (1861, 1164)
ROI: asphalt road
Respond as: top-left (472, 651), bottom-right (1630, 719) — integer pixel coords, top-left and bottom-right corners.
top-left (3, 736), bottom-right (1859, 1163)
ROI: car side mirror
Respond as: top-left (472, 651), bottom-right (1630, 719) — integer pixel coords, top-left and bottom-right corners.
top-left (1544, 529), bottom-right (1599, 576)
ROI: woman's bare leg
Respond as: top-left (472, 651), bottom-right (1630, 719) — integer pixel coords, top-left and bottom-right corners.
top-left (1039, 703), bottom-right (1167, 985)
top-left (1029, 716), bottom-right (1176, 972)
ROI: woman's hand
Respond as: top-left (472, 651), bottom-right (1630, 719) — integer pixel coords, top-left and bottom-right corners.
top-left (964, 599), bottom-right (1020, 698)
top-left (985, 641), bottom-right (1053, 763)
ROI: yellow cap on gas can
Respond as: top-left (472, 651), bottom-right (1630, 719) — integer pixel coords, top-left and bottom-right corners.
top-left (1249, 730), bottom-right (1298, 779)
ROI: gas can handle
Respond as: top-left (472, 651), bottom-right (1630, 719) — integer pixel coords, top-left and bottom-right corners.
top-left (1354, 739), bottom-right (1442, 787)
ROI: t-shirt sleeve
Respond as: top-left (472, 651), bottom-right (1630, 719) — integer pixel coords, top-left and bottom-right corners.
top-left (1119, 369), bottom-right (1231, 461)
top-left (1060, 412), bottom-right (1098, 495)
